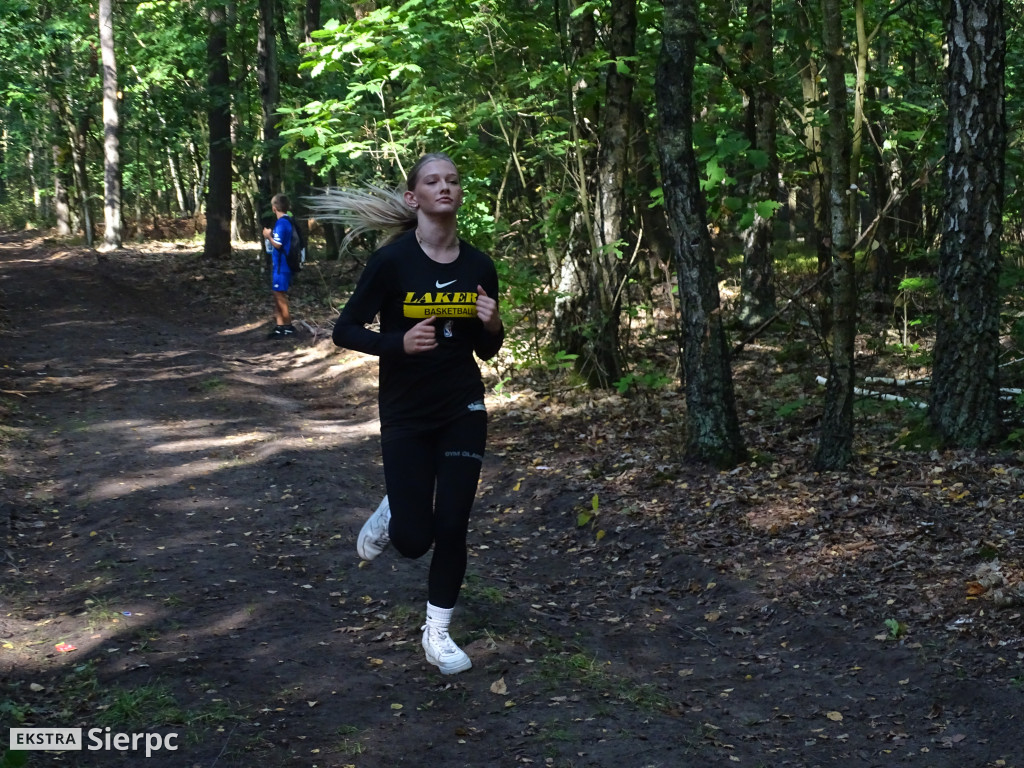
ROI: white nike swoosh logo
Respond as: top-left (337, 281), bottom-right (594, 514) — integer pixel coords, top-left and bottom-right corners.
top-left (435, 279), bottom-right (457, 289)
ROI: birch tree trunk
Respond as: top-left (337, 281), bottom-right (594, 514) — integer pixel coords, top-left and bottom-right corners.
top-left (98, 0), bottom-right (122, 249)
top-left (929, 0), bottom-right (1006, 446)
top-left (656, 0), bottom-right (746, 467)
top-left (551, 0), bottom-right (633, 389)
top-left (814, 0), bottom-right (857, 470)
top-left (584, 0), bottom-right (636, 387)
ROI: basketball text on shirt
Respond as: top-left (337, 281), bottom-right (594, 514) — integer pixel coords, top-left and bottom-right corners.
top-left (403, 291), bottom-right (479, 319)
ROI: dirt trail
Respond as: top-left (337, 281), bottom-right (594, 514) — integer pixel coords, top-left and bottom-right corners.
top-left (1, 234), bottom-right (1022, 767)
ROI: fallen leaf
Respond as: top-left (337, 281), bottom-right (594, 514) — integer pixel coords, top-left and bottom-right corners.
top-left (490, 677), bottom-right (508, 695)
top-left (826, 711), bottom-right (843, 721)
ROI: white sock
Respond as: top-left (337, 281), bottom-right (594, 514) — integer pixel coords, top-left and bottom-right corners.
top-left (425, 602), bottom-right (454, 635)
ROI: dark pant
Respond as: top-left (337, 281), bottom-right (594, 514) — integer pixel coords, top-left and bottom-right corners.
top-left (381, 409), bottom-right (487, 609)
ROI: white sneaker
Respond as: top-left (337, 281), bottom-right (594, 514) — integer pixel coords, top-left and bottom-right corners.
top-left (422, 625), bottom-right (472, 675)
top-left (356, 496), bottom-right (391, 561)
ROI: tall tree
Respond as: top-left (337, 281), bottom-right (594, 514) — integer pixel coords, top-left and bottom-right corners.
top-left (98, 0), bottom-right (122, 249)
top-left (257, 0), bottom-right (282, 221)
top-left (929, 0), bottom-right (1006, 446)
top-left (578, 0), bottom-right (638, 387)
top-left (792, 1), bottom-right (829, 286)
top-left (656, 0), bottom-right (746, 467)
top-left (737, 0), bottom-right (778, 329)
top-left (560, 0), bottom-right (638, 388)
top-left (204, 1), bottom-right (232, 258)
top-left (814, 0), bottom-right (857, 470)
top-left (551, 0), bottom-right (629, 389)
top-left (52, 145), bottom-right (72, 236)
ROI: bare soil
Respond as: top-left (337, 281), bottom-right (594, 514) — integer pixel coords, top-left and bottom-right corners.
top-left (1, 231), bottom-right (1023, 768)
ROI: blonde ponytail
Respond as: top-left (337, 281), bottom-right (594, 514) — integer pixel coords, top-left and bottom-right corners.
top-left (305, 184), bottom-right (416, 253)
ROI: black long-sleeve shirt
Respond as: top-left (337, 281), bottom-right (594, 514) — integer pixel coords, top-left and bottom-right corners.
top-left (333, 229), bottom-right (504, 432)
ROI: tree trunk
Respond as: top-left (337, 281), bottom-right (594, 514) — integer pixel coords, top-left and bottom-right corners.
top-left (655, 0), bottom-right (746, 467)
top-left (550, 0), bottom-right (634, 388)
top-left (631, 102), bottom-right (675, 310)
top-left (929, 0), bottom-right (1006, 446)
top-left (166, 149), bottom-right (188, 216)
top-left (204, 1), bottom-right (233, 259)
top-left (293, 0), bottom-right (324, 256)
top-left (257, 0), bottom-right (282, 221)
top-left (304, 0), bottom-right (321, 43)
top-left (737, 0), bottom-right (778, 329)
top-left (793, 2), bottom-right (829, 319)
top-left (52, 144), bottom-right (71, 237)
top-left (814, 0), bottom-right (856, 470)
top-left (68, 113), bottom-right (93, 245)
top-left (586, 0), bottom-right (636, 386)
top-left (98, 0), bottom-right (122, 249)
top-left (52, 42), bottom-right (98, 244)
top-left (189, 139), bottom-right (205, 216)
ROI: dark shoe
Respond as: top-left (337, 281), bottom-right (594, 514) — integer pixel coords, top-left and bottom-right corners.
top-left (267, 324), bottom-right (297, 340)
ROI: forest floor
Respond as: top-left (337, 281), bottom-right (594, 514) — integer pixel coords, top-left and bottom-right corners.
top-left (1, 229), bottom-right (1023, 768)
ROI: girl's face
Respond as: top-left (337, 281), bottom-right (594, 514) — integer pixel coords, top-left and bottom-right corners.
top-left (405, 160), bottom-right (463, 217)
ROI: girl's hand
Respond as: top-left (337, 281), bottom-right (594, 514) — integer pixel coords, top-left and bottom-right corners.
top-left (403, 317), bottom-right (438, 354)
top-left (476, 285), bottom-right (502, 334)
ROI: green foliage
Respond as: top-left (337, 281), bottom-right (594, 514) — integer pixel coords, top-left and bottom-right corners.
top-left (999, 259), bottom-right (1024, 296)
top-left (884, 618), bottom-right (907, 639)
top-left (897, 275), bottom-right (937, 295)
top-left (1002, 425), bottom-right (1024, 449)
top-left (895, 412), bottom-right (943, 451)
top-left (775, 397), bottom-right (810, 419)
top-left (576, 493), bottom-right (599, 528)
top-left (576, 494), bottom-right (605, 542)
top-left (774, 342), bottom-right (812, 366)
top-left (0, 698), bottom-right (31, 724)
top-left (613, 363), bottom-right (673, 394)
top-left (546, 350), bottom-right (579, 373)
top-left (1, 700), bottom-right (33, 765)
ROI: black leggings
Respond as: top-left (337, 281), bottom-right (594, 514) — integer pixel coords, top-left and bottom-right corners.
top-left (381, 409), bottom-right (487, 609)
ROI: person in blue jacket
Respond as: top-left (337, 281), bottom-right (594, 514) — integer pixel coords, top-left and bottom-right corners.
top-left (262, 193), bottom-right (297, 339)
top-left (321, 153), bottom-right (504, 674)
